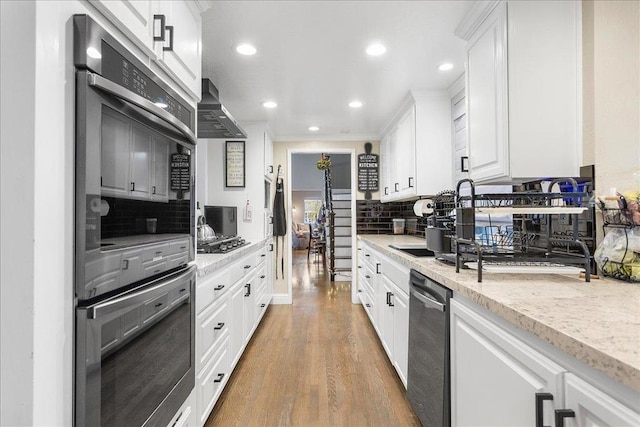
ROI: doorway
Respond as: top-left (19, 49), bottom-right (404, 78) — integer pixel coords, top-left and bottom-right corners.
top-left (287, 148), bottom-right (358, 304)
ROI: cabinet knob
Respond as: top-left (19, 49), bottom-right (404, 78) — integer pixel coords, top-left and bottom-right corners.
top-left (261, 303), bottom-right (266, 308)
top-left (535, 392), bottom-right (554, 427)
top-left (214, 322), bottom-right (225, 330)
top-left (554, 409), bottom-right (575, 427)
top-left (213, 373), bottom-right (225, 383)
top-left (365, 275), bottom-right (371, 279)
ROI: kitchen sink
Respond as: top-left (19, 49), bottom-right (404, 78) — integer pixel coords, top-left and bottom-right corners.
top-left (388, 245), bottom-right (434, 257)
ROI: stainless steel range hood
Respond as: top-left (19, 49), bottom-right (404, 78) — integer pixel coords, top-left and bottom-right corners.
top-left (197, 78), bottom-right (247, 139)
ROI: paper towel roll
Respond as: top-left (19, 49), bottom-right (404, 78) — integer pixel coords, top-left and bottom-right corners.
top-left (413, 199), bottom-right (434, 216)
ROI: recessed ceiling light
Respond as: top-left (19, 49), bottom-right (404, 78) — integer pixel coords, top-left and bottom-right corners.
top-left (236, 43), bottom-right (257, 56)
top-left (262, 101), bottom-right (277, 109)
top-left (366, 43), bottom-right (386, 56)
top-left (438, 63), bottom-right (454, 71)
top-left (349, 100), bottom-right (363, 108)
top-left (308, 126), bottom-right (320, 131)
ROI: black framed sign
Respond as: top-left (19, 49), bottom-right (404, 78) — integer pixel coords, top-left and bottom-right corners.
top-left (225, 141), bottom-right (245, 188)
top-left (357, 142), bottom-right (379, 200)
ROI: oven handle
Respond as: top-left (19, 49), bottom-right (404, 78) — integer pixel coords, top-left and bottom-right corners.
top-left (87, 72), bottom-right (196, 145)
top-left (88, 265), bottom-right (195, 320)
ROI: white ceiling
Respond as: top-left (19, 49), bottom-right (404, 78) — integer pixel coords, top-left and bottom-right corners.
top-left (201, 1), bottom-right (474, 141)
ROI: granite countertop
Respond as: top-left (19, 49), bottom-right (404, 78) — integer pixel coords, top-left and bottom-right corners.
top-left (358, 234), bottom-right (640, 392)
top-left (195, 239), bottom-right (266, 277)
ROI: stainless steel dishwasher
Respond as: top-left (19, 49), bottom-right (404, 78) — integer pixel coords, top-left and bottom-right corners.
top-left (407, 269), bottom-right (452, 427)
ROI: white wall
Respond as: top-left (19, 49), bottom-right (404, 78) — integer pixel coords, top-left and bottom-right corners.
top-left (202, 121), bottom-right (271, 242)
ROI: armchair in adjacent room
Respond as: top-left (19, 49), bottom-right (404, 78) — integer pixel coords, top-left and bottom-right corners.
top-left (292, 222), bottom-right (310, 249)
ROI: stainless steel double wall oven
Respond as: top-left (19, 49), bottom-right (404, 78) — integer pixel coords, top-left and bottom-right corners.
top-left (74, 15), bottom-right (196, 426)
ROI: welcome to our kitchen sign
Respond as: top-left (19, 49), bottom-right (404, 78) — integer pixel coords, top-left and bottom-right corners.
top-left (357, 142), bottom-right (378, 200)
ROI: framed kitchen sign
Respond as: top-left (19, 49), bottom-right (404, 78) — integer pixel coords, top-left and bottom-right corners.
top-left (225, 140), bottom-right (245, 188)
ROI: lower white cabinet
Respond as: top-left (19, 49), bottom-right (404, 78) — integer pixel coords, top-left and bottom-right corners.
top-left (451, 297), bottom-right (640, 427)
top-left (194, 243), bottom-right (273, 426)
top-left (356, 242), bottom-right (410, 388)
top-left (168, 388), bottom-right (196, 427)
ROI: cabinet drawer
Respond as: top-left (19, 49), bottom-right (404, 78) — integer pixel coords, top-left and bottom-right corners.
top-left (169, 238), bottom-right (190, 255)
top-left (142, 243), bottom-right (170, 262)
top-left (141, 259), bottom-right (168, 277)
top-left (168, 282), bottom-right (191, 307)
top-left (142, 292), bottom-right (169, 324)
top-left (197, 342), bottom-right (229, 425)
top-left (256, 245), bottom-right (268, 267)
top-left (230, 253), bottom-right (255, 285)
top-left (380, 257), bottom-right (409, 294)
top-left (197, 299), bottom-right (229, 370)
top-left (166, 252), bottom-right (188, 270)
top-left (196, 269), bottom-right (230, 314)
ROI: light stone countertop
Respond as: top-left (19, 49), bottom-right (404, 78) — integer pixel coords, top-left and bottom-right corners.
top-left (358, 234), bottom-right (640, 392)
top-left (195, 239), bottom-right (267, 278)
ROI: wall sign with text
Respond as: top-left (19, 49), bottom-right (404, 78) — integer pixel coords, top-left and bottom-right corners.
top-left (357, 142), bottom-right (379, 200)
top-left (225, 141), bottom-right (245, 188)
top-left (170, 153), bottom-right (191, 192)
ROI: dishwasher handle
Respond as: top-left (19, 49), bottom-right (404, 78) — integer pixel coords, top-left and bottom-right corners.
top-left (410, 285), bottom-right (445, 312)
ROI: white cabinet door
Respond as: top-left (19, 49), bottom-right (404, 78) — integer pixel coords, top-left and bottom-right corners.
top-left (466, 2), bottom-right (508, 183)
top-left (379, 276), bottom-right (395, 360)
top-left (101, 109), bottom-right (132, 196)
top-left (563, 374), bottom-right (640, 427)
top-left (263, 131), bottom-right (273, 181)
top-left (156, 0), bottom-right (202, 100)
top-left (151, 134), bottom-right (169, 201)
top-left (392, 286), bottom-right (409, 389)
top-left (130, 122), bottom-right (152, 199)
top-left (243, 271), bottom-right (256, 343)
top-left (90, 0), bottom-right (155, 54)
top-left (380, 134), bottom-right (392, 201)
top-left (450, 299), bottom-right (565, 427)
top-left (396, 105), bottom-right (416, 197)
top-left (228, 279), bottom-right (245, 369)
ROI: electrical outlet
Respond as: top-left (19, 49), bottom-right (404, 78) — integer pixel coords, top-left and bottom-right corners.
top-left (558, 213), bottom-right (570, 225)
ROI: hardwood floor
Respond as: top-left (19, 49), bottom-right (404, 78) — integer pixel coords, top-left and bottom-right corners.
top-left (205, 250), bottom-right (420, 427)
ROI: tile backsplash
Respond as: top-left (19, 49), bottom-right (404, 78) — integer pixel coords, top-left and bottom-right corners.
top-left (356, 199), bottom-right (428, 237)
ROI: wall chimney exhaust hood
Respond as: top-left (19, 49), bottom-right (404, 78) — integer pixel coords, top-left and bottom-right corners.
top-left (197, 78), bottom-right (247, 139)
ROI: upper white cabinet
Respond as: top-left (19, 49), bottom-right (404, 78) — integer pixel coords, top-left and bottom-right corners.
top-left (89, 0), bottom-right (156, 54)
top-left (456, 0), bottom-right (581, 183)
top-left (263, 131), bottom-right (273, 181)
top-left (154, 0), bottom-right (203, 100)
top-left (91, 0), bottom-right (204, 101)
top-left (380, 91), bottom-right (452, 202)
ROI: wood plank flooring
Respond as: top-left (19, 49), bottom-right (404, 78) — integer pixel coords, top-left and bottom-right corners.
top-left (205, 250), bottom-right (420, 427)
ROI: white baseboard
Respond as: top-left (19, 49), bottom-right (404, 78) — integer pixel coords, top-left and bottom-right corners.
top-left (271, 293), bottom-right (292, 305)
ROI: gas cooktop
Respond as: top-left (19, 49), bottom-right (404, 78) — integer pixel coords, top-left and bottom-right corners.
top-left (197, 235), bottom-right (248, 254)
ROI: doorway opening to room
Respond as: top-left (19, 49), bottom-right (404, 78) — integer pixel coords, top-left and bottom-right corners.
top-left (287, 149), bottom-right (358, 304)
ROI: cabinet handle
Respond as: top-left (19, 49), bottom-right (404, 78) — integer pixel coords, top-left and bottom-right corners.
top-left (214, 285), bottom-right (225, 291)
top-left (261, 254), bottom-right (266, 257)
top-left (386, 292), bottom-right (394, 307)
top-left (122, 259), bottom-right (129, 270)
top-left (152, 186), bottom-right (156, 195)
top-left (163, 25), bottom-right (174, 52)
top-left (153, 15), bottom-right (166, 41)
top-left (155, 251), bottom-right (163, 255)
top-left (260, 275), bottom-right (266, 279)
top-left (214, 322), bottom-right (225, 330)
top-left (179, 288), bottom-right (186, 293)
top-left (384, 187), bottom-right (389, 195)
top-left (130, 182), bottom-right (135, 191)
top-left (365, 275), bottom-right (371, 279)
top-left (244, 265), bottom-right (251, 269)
top-left (269, 243), bottom-right (274, 251)
top-left (394, 183), bottom-right (399, 192)
top-left (261, 303), bottom-right (266, 308)
top-left (269, 217), bottom-right (273, 224)
top-left (461, 156), bottom-right (469, 172)
top-left (408, 177), bottom-right (414, 188)
top-left (365, 254), bottom-right (370, 257)
top-left (155, 302), bottom-right (163, 308)
top-left (376, 263), bottom-right (381, 274)
top-left (357, 265), bottom-right (362, 269)
top-left (365, 303), bottom-right (371, 308)
top-left (268, 165), bottom-right (273, 173)
top-left (245, 283), bottom-right (251, 297)
top-left (170, 411), bottom-right (183, 427)
top-left (213, 373), bottom-right (225, 383)
top-left (554, 409), bottom-right (575, 427)
top-left (535, 392), bottom-right (553, 427)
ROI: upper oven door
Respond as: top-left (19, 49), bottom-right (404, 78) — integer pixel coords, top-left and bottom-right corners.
top-left (75, 265), bottom-right (196, 427)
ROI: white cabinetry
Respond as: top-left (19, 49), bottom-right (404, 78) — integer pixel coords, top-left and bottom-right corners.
top-left (356, 242), bottom-right (410, 387)
top-left (195, 243), bottom-right (273, 426)
top-left (263, 131), bottom-right (274, 181)
top-left (451, 297), bottom-right (640, 427)
top-left (456, 0), bottom-right (580, 183)
top-left (168, 389), bottom-right (197, 427)
top-left (154, 0), bottom-right (202, 100)
top-left (380, 91), bottom-right (451, 202)
top-left (91, 0), bottom-right (204, 101)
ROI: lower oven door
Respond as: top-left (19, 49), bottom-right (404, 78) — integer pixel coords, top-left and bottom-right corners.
top-left (76, 265), bottom-right (195, 427)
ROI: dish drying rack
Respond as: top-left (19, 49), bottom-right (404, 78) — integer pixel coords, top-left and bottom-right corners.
top-left (454, 178), bottom-right (593, 282)
top-left (597, 199), bottom-right (640, 282)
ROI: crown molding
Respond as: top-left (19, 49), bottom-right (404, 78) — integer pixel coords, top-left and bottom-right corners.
top-left (454, 0), bottom-right (501, 41)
